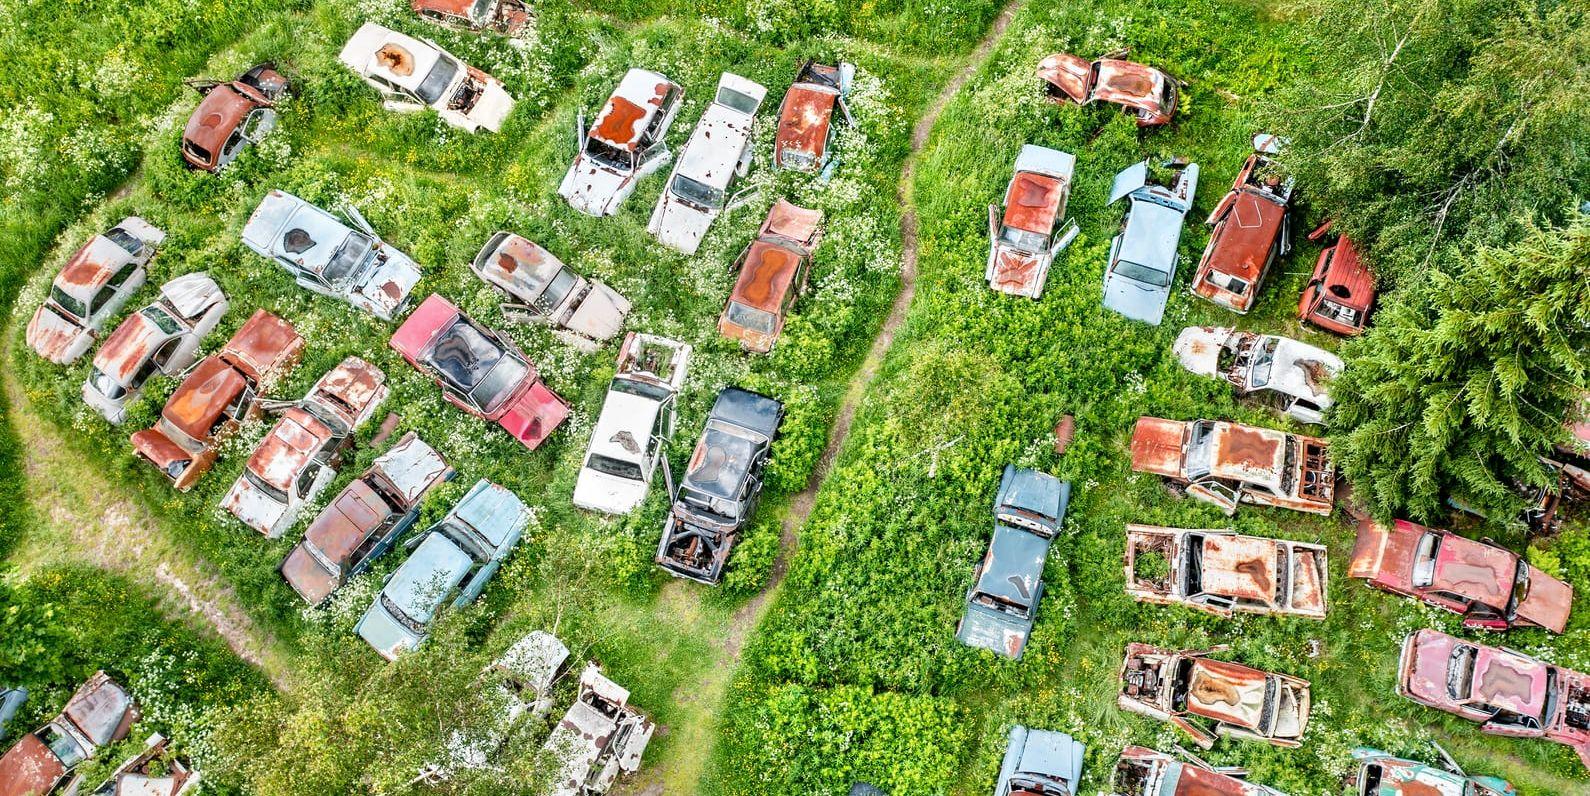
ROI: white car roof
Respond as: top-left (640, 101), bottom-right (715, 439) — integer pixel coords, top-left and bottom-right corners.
top-left (339, 22), bottom-right (446, 96)
top-left (675, 103), bottom-right (755, 189)
top-left (589, 389), bottom-right (662, 465)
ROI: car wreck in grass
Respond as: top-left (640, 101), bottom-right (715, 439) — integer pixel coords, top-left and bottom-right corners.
top-left (422, 630), bottom-right (572, 781)
top-left (543, 663), bottom-right (655, 796)
top-left (1124, 524), bottom-right (1327, 619)
top-left (648, 72), bottom-right (768, 254)
top-left (132, 310), bottom-right (305, 491)
top-left (83, 273), bottom-right (229, 424)
top-left (560, 68), bottom-right (684, 217)
top-left (181, 62), bottom-right (288, 172)
top-left (657, 387), bottom-right (783, 584)
top-left (1119, 643), bottom-right (1311, 749)
top-left (994, 725), bottom-right (1084, 796)
top-left (1130, 417), bottom-right (1334, 515)
top-left (1299, 221), bottom-right (1375, 335)
top-left (470, 232), bottom-right (632, 353)
top-left (27, 216), bottom-right (164, 365)
top-left (81, 733), bottom-right (199, 796)
top-left (0, 672), bottom-right (139, 796)
top-left (1190, 137), bottom-right (1293, 313)
top-left (411, 0), bottom-right (530, 36)
top-left (339, 22), bottom-right (515, 132)
top-left (986, 144), bottom-right (1078, 299)
top-left (718, 199), bottom-right (824, 352)
top-left (957, 465), bottom-right (1071, 659)
top-left (1173, 327), bottom-right (1341, 426)
top-left (573, 333), bottom-right (690, 515)
top-left (1112, 746), bottom-right (1288, 796)
top-left (390, 294), bottom-right (571, 450)
top-left (241, 190), bottom-right (421, 321)
top-left (222, 356), bottom-right (389, 538)
top-left (774, 60), bottom-right (854, 174)
top-left (1349, 519), bottom-right (1572, 633)
top-left (1102, 160), bottom-right (1198, 325)
top-left (1397, 628), bottom-right (1590, 769)
top-left (1038, 53), bottom-right (1178, 127)
top-left (1348, 746), bottom-right (1516, 796)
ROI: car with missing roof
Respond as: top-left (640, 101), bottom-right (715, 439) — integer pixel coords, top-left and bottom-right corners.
top-left (338, 22), bottom-right (515, 132)
top-left (181, 62), bottom-right (288, 172)
top-left (1349, 519), bottom-right (1572, 633)
top-left (83, 273), bottom-right (229, 424)
top-left (1173, 327), bottom-right (1341, 426)
top-left (1299, 220), bottom-right (1375, 335)
top-left (773, 60), bottom-right (854, 174)
top-left (718, 200), bottom-right (824, 352)
top-left (957, 465), bottom-right (1071, 659)
top-left (410, 0), bottom-right (530, 36)
top-left (0, 672), bottom-right (139, 796)
top-left (356, 479), bottom-right (530, 660)
top-left (80, 733), bottom-right (200, 796)
top-left (1119, 643), bottom-right (1311, 749)
top-left (648, 73), bottom-right (768, 254)
top-left (1038, 52), bottom-right (1178, 127)
top-left (221, 356), bottom-right (389, 538)
top-left (1101, 160), bottom-right (1198, 325)
top-left (543, 663), bottom-right (655, 796)
top-left (131, 310), bottom-right (305, 491)
top-left (573, 333), bottom-right (690, 515)
top-left (1130, 417), bottom-right (1334, 515)
top-left (390, 293), bottom-right (571, 449)
top-left (986, 144), bottom-right (1078, 299)
top-left (241, 190), bottom-right (421, 321)
top-left (994, 725), bottom-right (1085, 796)
top-left (1111, 745), bottom-right (1288, 796)
top-left (1190, 136), bottom-right (1294, 313)
top-left (560, 68), bottom-right (684, 217)
top-left (421, 630), bottom-right (572, 781)
top-left (1124, 524), bottom-right (1327, 619)
top-left (470, 232), bottom-right (632, 353)
top-left (27, 216), bottom-right (164, 365)
top-left (1348, 746), bottom-right (1515, 796)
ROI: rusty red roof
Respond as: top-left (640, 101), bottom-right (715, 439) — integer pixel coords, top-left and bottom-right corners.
top-left (1003, 172), bottom-right (1065, 235)
top-left (1199, 187), bottom-right (1287, 285)
top-left (775, 83), bottom-right (838, 161)
top-left (731, 241), bottom-right (802, 314)
top-left (221, 309), bottom-right (303, 382)
top-left (247, 407), bottom-right (334, 493)
top-left (56, 236), bottom-right (127, 297)
top-left (184, 85), bottom-right (255, 158)
top-left (162, 356), bottom-right (247, 442)
top-left (1316, 235), bottom-right (1374, 312)
top-left (1092, 59), bottom-right (1168, 114)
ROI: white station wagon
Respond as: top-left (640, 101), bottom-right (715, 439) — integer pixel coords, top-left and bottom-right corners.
top-left (647, 73), bottom-right (768, 255)
top-left (338, 22), bottom-right (515, 133)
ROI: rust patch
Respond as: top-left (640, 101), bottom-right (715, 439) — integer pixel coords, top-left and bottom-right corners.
top-left (1216, 425), bottom-right (1280, 472)
top-left (593, 96), bottom-right (648, 150)
top-left (376, 44), bottom-right (415, 76)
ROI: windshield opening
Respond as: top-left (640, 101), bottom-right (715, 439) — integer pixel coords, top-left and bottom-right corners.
top-left (533, 267), bottom-right (578, 314)
top-left (141, 305), bottom-right (182, 334)
top-left (88, 367), bottom-right (127, 398)
top-left (584, 137), bottom-right (636, 171)
top-left (50, 286), bottom-right (87, 320)
top-left (1112, 260), bottom-right (1171, 287)
top-left (381, 592), bottom-right (426, 634)
top-left (324, 232), bottom-right (374, 285)
top-left (724, 301), bottom-right (776, 334)
top-left (671, 174), bottom-right (725, 210)
top-left (587, 453), bottom-right (644, 482)
top-left (245, 467), bottom-right (289, 505)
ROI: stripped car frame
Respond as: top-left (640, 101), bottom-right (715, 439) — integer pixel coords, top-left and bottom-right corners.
top-left (543, 663), bottom-right (655, 796)
top-left (411, 0), bottom-right (530, 36)
top-left (1173, 326), bottom-right (1341, 426)
top-left (1190, 136), bottom-right (1293, 313)
top-left (471, 232), bottom-right (632, 353)
top-left (1119, 643), bottom-right (1311, 749)
top-left (986, 144), bottom-right (1078, 298)
top-left (1112, 746), bottom-right (1287, 796)
top-left (80, 733), bottom-right (200, 796)
top-left (1124, 524), bottom-right (1327, 619)
top-left (1130, 417), bottom-right (1334, 515)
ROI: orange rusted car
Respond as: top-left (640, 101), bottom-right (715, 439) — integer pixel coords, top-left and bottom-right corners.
top-left (181, 63), bottom-right (288, 172)
top-left (1119, 643), bottom-right (1310, 749)
top-left (1130, 417), bottom-right (1334, 515)
top-left (1190, 139), bottom-right (1293, 313)
top-left (1038, 53), bottom-right (1178, 127)
top-left (773, 60), bottom-right (853, 174)
top-left (1299, 221), bottom-right (1376, 335)
top-left (1124, 524), bottom-right (1327, 619)
top-left (719, 200), bottom-right (824, 352)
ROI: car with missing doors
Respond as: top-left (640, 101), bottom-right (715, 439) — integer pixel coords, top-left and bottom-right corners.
top-left (470, 232), bottom-right (632, 353)
top-left (1101, 160), bottom-right (1198, 325)
top-left (573, 333), bottom-right (690, 515)
top-left (181, 62), bottom-right (288, 172)
top-left (1124, 524), bottom-right (1327, 619)
top-left (1119, 643), bottom-right (1311, 749)
top-left (560, 68), bottom-right (683, 216)
top-left (647, 72), bottom-right (768, 254)
top-left (986, 144), bottom-right (1078, 298)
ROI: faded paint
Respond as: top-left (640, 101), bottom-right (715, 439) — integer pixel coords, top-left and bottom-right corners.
top-left (1192, 152), bottom-right (1292, 313)
top-left (0, 672), bottom-right (139, 796)
top-left (1113, 745), bottom-right (1288, 796)
top-left (1038, 53), bottom-right (1177, 126)
top-left (1300, 222), bottom-right (1375, 335)
top-left (719, 201), bottom-right (822, 353)
top-left (1119, 643), bottom-right (1309, 748)
top-left (543, 663), bottom-right (654, 796)
top-left (774, 61), bottom-right (844, 170)
top-left (182, 63), bottom-right (287, 171)
top-left (590, 75), bottom-right (673, 152)
top-left (1130, 417), bottom-right (1335, 515)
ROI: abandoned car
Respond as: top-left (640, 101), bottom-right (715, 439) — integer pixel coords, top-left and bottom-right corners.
top-left (422, 630), bottom-right (572, 780)
top-left (1348, 746), bottom-right (1516, 796)
top-left (0, 672), bottom-right (139, 796)
top-left (1119, 643), bottom-right (1311, 749)
top-left (1397, 628), bottom-right (1590, 768)
top-left (648, 72), bottom-right (768, 254)
top-left (132, 310), bottom-right (305, 491)
top-left (241, 190), bottom-right (421, 321)
top-left (83, 273), bottom-right (229, 424)
top-left (390, 293), bottom-right (571, 450)
top-left (1299, 221), bottom-right (1375, 335)
top-left (1101, 160), bottom-right (1199, 325)
top-left (356, 479), bottom-right (530, 660)
top-left (1112, 745), bottom-right (1288, 796)
top-left (1172, 327), bottom-right (1342, 425)
top-left (957, 465), bottom-right (1071, 659)
top-left (1189, 139), bottom-right (1293, 313)
top-left (27, 216), bottom-right (164, 365)
top-left (773, 60), bottom-right (854, 174)
top-left (543, 663), bottom-right (655, 796)
top-left (656, 387), bottom-right (784, 584)
top-left (282, 432), bottom-right (452, 605)
top-left (181, 62), bottom-right (288, 172)
top-left (995, 725), bottom-right (1084, 796)
top-left (470, 231), bottom-right (632, 352)
top-left (411, 0), bottom-right (530, 36)
top-left (560, 68), bottom-right (683, 216)
top-left (573, 333), bottom-right (691, 515)
top-left (718, 199), bottom-right (824, 352)
top-left (338, 22), bottom-right (515, 132)
top-left (81, 733), bottom-right (199, 796)
top-left (0, 688), bottom-right (23, 738)
top-left (1123, 524), bottom-right (1327, 619)
top-left (1038, 53), bottom-right (1178, 127)
top-left (1130, 417), bottom-right (1335, 515)
top-left (221, 356), bottom-right (389, 538)
top-left (986, 144), bottom-right (1078, 299)
top-left (1349, 519), bottom-right (1572, 633)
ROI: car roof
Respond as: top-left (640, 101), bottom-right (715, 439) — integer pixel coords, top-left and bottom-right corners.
top-left (776, 81), bottom-right (838, 158)
top-left (1199, 534), bottom-right (1279, 604)
top-left (92, 310), bottom-right (176, 385)
top-left (1318, 236), bottom-right (1375, 311)
top-left (476, 234), bottom-right (565, 303)
top-left (184, 82), bottom-right (257, 154)
top-left (1471, 645), bottom-right (1548, 717)
top-left (1093, 59), bottom-right (1169, 111)
top-left (1003, 172), bottom-right (1066, 235)
top-left (344, 23), bottom-right (446, 95)
top-left (246, 407), bottom-right (334, 492)
top-left (730, 240), bottom-right (803, 313)
top-left (1118, 199), bottom-right (1185, 270)
top-left (1185, 657), bottom-right (1269, 730)
top-left (1206, 421), bottom-right (1287, 491)
top-left (55, 235), bottom-right (131, 300)
top-left (162, 356), bottom-right (247, 441)
top-left (243, 191), bottom-right (352, 278)
top-left (684, 422), bottom-right (759, 500)
top-left (1204, 188), bottom-right (1287, 283)
top-left (387, 532), bottom-right (474, 622)
top-left (973, 524), bottom-right (1049, 608)
top-left (304, 478), bottom-right (392, 562)
top-left (0, 734), bottom-right (66, 794)
top-left (675, 101), bottom-right (756, 189)
top-left (449, 480), bottom-right (526, 550)
top-left (590, 389), bottom-right (663, 465)
top-left (1264, 336), bottom-right (1342, 403)
top-left (221, 309), bottom-right (303, 381)
top-left (1430, 532), bottom-right (1516, 609)
top-left (590, 68), bottom-right (677, 152)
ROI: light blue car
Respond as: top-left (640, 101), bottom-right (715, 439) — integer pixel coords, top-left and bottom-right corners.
top-left (356, 479), bottom-right (529, 660)
top-left (1101, 160), bottom-right (1199, 325)
top-left (995, 725), bottom-right (1084, 796)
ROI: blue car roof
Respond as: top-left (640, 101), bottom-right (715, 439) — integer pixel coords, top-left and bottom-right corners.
top-left (996, 464), bottom-right (1069, 524)
top-left (973, 524), bottom-right (1050, 607)
top-left (448, 479), bottom-right (529, 551)
top-left (386, 532), bottom-right (473, 623)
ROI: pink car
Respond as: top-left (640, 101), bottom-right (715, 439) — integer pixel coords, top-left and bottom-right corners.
top-left (390, 294), bottom-right (570, 449)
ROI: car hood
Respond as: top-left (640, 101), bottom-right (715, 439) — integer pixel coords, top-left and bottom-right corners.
top-left (356, 600), bottom-right (423, 661)
top-left (495, 380), bottom-right (570, 449)
top-left (353, 250), bottom-right (422, 321)
top-left (563, 282), bottom-right (631, 343)
top-left (572, 466), bottom-right (650, 515)
top-left (560, 157), bottom-right (632, 217)
top-left (958, 602), bottom-right (1033, 659)
top-left (281, 543), bottom-right (339, 605)
top-left (27, 302), bottom-right (90, 363)
top-left (650, 194), bottom-right (716, 255)
top-left (460, 78), bottom-right (515, 132)
top-left (1103, 271), bottom-right (1169, 325)
top-left (1173, 326), bottom-right (1229, 377)
top-left (988, 246), bottom-right (1046, 298)
top-left (1001, 726), bottom-right (1085, 793)
top-left (222, 475), bottom-right (292, 537)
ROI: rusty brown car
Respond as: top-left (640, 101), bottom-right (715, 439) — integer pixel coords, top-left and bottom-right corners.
top-left (718, 200), bottom-right (823, 352)
top-left (1113, 745), bottom-right (1288, 796)
top-left (1130, 417), bottom-right (1334, 515)
top-left (27, 217), bottom-right (164, 365)
top-left (1124, 524), bottom-right (1327, 619)
top-left (181, 63), bottom-right (288, 172)
top-left (1119, 643), bottom-right (1310, 749)
top-left (1190, 137), bottom-right (1293, 314)
top-left (411, 0), bottom-right (530, 35)
top-left (1038, 53), bottom-right (1177, 127)
top-left (1299, 220), bottom-right (1375, 335)
top-left (0, 672), bottom-right (139, 796)
top-left (773, 60), bottom-right (853, 174)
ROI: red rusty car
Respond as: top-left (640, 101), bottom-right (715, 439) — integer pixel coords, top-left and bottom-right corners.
top-left (411, 0), bottom-right (529, 35)
top-left (719, 200), bottom-right (824, 352)
top-left (27, 216), bottom-right (164, 365)
top-left (1299, 221), bottom-right (1375, 335)
top-left (131, 310), bottom-right (305, 491)
top-left (181, 63), bottom-right (288, 172)
top-left (1398, 628), bottom-right (1590, 768)
top-left (773, 60), bottom-right (853, 173)
top-left (1190, 140), bottom-right (1293, 313)
top-left (0, 672), bottom-right (139, 796)
top-left (390, 293), bottom-right (570, 449)
top-left (985, 144), bottom-right (1078, 299)
top-left (1349, 519), bottom-right (1572, 633)
top-left (1038, 53), bottom-right (1178, 127)
top-left (1130, 417), bottom-right (1335, 515)
top-left (1113, 745), bottom-right (1288, 796)
top-left (1119, 643), bottom-right (1311, 749)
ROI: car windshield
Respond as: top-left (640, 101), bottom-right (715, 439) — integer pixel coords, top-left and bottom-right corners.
top-left (611, 377), bottom-right (672, 403)
top-left (42, 725), bottom-right (86, 768)
top-left (716, 86), bottom-right (761, 115)
top-left (50, 285), bottom-right (87, 319)
top-left (1184, 421), bottom-right (1214, 479)
top-left (780, 149), bottom-right (816, 169)
top-left (245, 467), bottom-right (289, 505)
top-left (974, 590), bottom-right (1031, 618)
top-left (999, 225), bottom-right (1047, 253)
top-left (725, 301), bottom-right (776, 334)
top-left (381, 592), bottom-right (426, 634)
top-left (1448, 644), bottom-right (1477, 700)
top-left (1112, 260), bottom-right (1171, 287)
top-left (587, 453), bottom-right (643, 482)
top-left (469, 0), bottom-right (494, 21)
top-left (140, 305), bottom-right (182, 334)
top-left (415, 55), bottom-right (460, 105)
top-left (671, 174), bottom-right (725, 210)
top-left (533, 267), bottom-right (578, 314)
top-left (88, 366), bottom-right (126, 398)
top-left (585, 137), bottom-right (636, 171)
top-left (324, 232), bottom-right (374, 285)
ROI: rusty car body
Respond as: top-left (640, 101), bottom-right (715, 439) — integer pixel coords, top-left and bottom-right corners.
top-left (774, 60), bottom-right (854, 174)
top-left (958, 465), bottom-right (1071, 659)
top-left (1397, 629), bottom-right (1590, 768)
top-left (1190, 140), bottom-right (1293, 313)
top-left (986, 144), bottom-right (1078, 299)
top-left (1102, 160), bottom-right (1199, 325)
top-left (470, 232), bottom-right (632, 353)
top-left (1130, 417), bottom-right (1334, 515)
top-left (1124, 524), bottom-right (1327, 619)
top-left (222, 356), bottom-right (389, 538)
top-left (1038, 53), bottom-right (1177, 127)
top-left (1349, 519), bottom-right (1572, 633)
top-left (560, 68), bottom-right (683, 217)
top-left (339, 23), bottom-right (515, 132)
top-left (1112, 746), bottom-right (1287, 796)
top-left (648, 72), bottom-right (768, 255)
top-left (181, 62), bottom-right (288, 172)
top-left (657, 387), bottom-right (783, 584)
top-left (1119, 643), bottom-right (1310, 749)
top-left (718, 200), bottom-right (824, 352)
top-left (411, 0), bottom-right (529, 35)
top-left (1173, 327), bottom-right (1341, 425)
top-left (389, 293), bottom-right (571, 449)
top-left (27, 217), bottom-right (164, 365)
top-left (1348, 746), bottom-right (1515, 796)
top-left (542, 663), bottom-right (655, 796)
top-left (80, 733), bottom-right (199, 796)
top-left (0, 672), bottom-right (139, 796)
top-left (1299, 221), bottom-right (1375, 335)
top-left (995, 725), bottom-right (1084, 796)
top-left (573, 333), bottom-right (690, 515)
top-left (131, 309), bottom-right (304, 491)
top-left (83, 273), bottom-right (229, 424)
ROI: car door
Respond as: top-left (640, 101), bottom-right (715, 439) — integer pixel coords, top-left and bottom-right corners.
top-left (1187, 480), bottom-right (1240, 515)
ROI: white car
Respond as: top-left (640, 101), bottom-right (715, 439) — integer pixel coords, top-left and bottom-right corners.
top-left (572, 333), bottom-right (691, 515)
top-left (543, 663), bottom-right (654, 796)
top-left (83, 273), bottom-right (229, 424)
top-left (470, 232), bottom-right (632, 352)
top-left (338, 22), bottom-right (515, 133)
top-left (560, 68), bottom-right (683, 217)
top-left (647, 73), bottom-right (767, 254)
top-left (1174, 326), bottom-right (1342, 425)
top-left (26, 217), bottom-right (163, 365)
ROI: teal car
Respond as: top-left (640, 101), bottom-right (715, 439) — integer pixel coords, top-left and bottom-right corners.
top-left (1350, 747), bottom-right (1515, 796)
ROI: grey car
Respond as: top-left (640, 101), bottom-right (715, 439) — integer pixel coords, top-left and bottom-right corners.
top-left (1101, 160), bottom-right (1199, 325)
top-left (995, 725), bottom-right (1085, 796)
top-left (957, 465), bottom-right (1071, 659)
